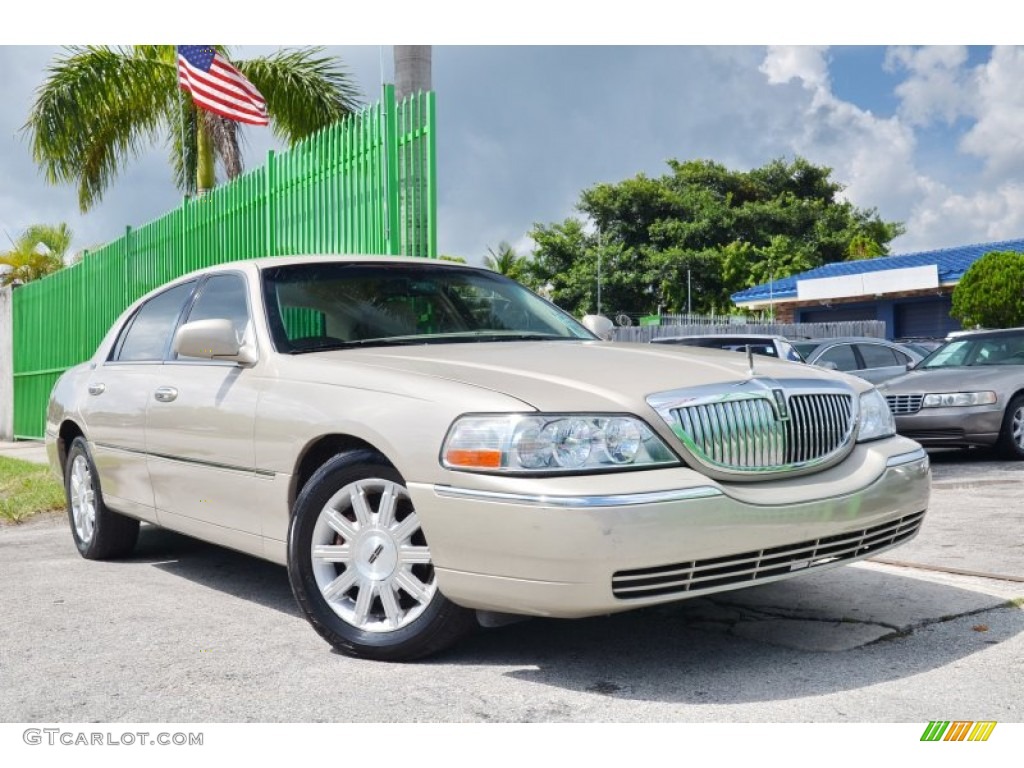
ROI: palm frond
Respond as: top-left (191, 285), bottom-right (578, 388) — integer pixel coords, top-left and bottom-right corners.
top-left (236, 48), bottom-right (362, 144)
top-left (18, 223), bottom-right (73, 260)
top-left (23, 45), bottom-right (178, 211)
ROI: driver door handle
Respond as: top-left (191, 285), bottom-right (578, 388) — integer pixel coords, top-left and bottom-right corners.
top-left (154, 386), bottom-right (178, 403)
top-left (87, 383), bottom-right (105, 396)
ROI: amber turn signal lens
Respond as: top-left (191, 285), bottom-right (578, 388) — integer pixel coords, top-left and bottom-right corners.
top-left (444, 449), bottom-right (502, 469)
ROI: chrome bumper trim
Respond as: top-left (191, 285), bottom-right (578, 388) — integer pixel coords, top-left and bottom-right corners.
top-left (885, 448), bottom-right (929, 468)
top-left (432, 485), bottom-right (724, 508)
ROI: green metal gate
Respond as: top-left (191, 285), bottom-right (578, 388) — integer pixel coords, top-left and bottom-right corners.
top-left (11, 85), bottom-right (436, 439)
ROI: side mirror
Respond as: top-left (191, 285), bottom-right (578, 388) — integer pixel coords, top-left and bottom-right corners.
top-left (906, 361), bottom-right (917, 371)
top-left (174, 319), bottom-right (257, 365)
top-left (818, 360), bottom-right (839, 371)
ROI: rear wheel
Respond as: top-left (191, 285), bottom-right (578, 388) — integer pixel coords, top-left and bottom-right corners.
top-left (64, 437), bottom-right (139, 559)
top-left (287, 449), bottom-right (475, 661)
top-left (997, 395), bottom-right (1024, 460)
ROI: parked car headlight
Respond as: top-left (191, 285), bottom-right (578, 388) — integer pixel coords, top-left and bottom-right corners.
top-left (922, 391), bottom-right (997, 408)
top-left (857, 389), bottom-right (896, 442)
top-left (442, 414), bottom-right (678, 473)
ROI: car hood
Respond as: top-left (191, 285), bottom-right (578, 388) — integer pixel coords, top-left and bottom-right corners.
top-left (282, 340), bottom-right (863, 414)
top-left (879, 365), bottom-right (1024, 394)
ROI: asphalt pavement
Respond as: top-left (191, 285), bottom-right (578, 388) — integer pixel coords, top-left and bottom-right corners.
top-left (0, 448), bottom-right (1021, 722)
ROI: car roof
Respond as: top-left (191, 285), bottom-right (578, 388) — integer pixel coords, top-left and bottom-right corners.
top-left (653, 334), bottom-right (784, 342)
top-left (799, 337), bottom-right (900, 345)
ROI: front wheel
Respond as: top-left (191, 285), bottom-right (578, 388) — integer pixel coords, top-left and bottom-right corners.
top-left (287, 449), bottom-right (476, 661)
top-left (997, 394), bottom-right (1024, 460)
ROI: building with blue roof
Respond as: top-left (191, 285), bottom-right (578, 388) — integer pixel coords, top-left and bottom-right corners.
top-left (730, 238), bottom-right (1024, 339)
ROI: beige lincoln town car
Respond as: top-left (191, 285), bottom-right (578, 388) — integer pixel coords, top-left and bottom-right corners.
top-left (46, 256), bottom-right (931, 660)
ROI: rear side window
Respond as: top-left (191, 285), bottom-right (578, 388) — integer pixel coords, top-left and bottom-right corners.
top-left (857, 344), bottom-right (900, 368)
top-left (113, 281), bottom-right (196, 362)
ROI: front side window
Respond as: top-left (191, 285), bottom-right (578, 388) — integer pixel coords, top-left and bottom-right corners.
top-left (817, 344), bottom-right (859, 372)
top-left (175, 274), bottom-right (251, 359)
top-left (113, 281), bottom-right (197, 362)
top-left (261, 262), bottom-right (594, 353)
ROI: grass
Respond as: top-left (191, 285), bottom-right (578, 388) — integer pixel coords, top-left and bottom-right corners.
top-left (0, 456), bottom-right (66, 523)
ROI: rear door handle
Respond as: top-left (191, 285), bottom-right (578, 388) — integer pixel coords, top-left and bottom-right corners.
top-left (87, 383), bottom-right (105, 396)
top-left (154, 386), bottom-right (178, 403)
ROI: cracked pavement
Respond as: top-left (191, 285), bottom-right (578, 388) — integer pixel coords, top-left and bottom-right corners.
top-left (0, 449), bottom-right (1021, 722)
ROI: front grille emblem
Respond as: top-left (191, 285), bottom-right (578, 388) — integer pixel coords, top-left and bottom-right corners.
top-left (773, 388), bottom-right (789, 420)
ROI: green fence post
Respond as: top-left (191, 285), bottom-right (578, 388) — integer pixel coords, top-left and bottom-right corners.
top-left (266, 149), bottom-right (276, 256)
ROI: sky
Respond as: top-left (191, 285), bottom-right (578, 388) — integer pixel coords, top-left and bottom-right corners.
top-left (3, 6), bottom-right (1024, 267)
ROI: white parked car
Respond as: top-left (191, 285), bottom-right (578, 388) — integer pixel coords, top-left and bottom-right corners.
top-left (46, 256), bottom-right (931, 660)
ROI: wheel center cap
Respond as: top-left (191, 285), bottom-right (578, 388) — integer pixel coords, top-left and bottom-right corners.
top-left (356, 532), bottom-right (397, 581)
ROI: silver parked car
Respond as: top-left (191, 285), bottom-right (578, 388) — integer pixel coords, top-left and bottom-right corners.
top-left (651, 333), bottom-right (805, 362)
top-left (878, 327), bottom-right (1024, 458)
top-left (46, 256), bottom-right (930, 660)
top-left (792, 338), bottom-right (925, 385)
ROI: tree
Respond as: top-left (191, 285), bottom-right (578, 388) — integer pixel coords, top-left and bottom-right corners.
top-left (484, 242), bottom-right (526, 280)
top-left (25, 46), bottom-right (360, 211)
top-left (526, 157), bottom-right (904, 316)
top-left (0, 223), bottom-right (73, 286)
top-left (951, 250), bottom-right (1024, 329)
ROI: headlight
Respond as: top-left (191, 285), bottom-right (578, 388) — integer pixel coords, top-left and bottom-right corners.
top-left (857, 388), bottom-right (896, 442)
top-left (922, 391), bottom-right (997, 408)
top-left (441, 414), bottom-right (678, 473)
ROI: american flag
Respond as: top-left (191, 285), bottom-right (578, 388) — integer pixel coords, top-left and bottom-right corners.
top-left (177, 46), bottom-right (269, 126)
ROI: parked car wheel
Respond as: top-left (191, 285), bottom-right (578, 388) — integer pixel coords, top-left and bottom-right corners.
top-left (287, 449), bottom-right (476, 661)
top-left (64, 437), bottom-right (140, 559)
top-left (997, 394), bottom-right (1024, 460)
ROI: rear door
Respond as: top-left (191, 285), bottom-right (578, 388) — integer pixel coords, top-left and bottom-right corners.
top-left (84, 280), bottom-right (198, 521)
top-left (854, 343), bottom-right (907, 384)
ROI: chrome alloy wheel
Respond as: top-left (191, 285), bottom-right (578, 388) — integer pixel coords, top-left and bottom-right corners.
top-left (310, 478), bottom-right (437, 633)
top-left (69, 454), bottom-right (96, 544)
top-left (1013, 404), bottom-right (1024, 451)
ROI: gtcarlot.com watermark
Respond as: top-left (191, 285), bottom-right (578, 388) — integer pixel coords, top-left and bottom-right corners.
top-left (23, 728), bottom-right (203, 747)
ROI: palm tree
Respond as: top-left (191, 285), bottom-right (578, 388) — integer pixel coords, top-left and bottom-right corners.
top-left (0, 223), bottom-right (73, 286)
top-left (24, 46), bottom-right (361, 211)
top-left (484, 242), bottom-right (526, 280)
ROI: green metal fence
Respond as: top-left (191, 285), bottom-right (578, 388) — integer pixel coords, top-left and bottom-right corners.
top-left (11, 85), bottom-right (437, 439)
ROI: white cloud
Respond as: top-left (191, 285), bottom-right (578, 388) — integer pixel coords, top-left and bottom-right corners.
top-left (887, 45), bottom-right (970, 126)
top-left (759, 46), bottom-right (830, 93)
top-left (757, 47), bottom-right (929, 231)
top-left (959, 45), bottom-right (1024, 178)
top-left (906, 181), bottom-right (1024, 247)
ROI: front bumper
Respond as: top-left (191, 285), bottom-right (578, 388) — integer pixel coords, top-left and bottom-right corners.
top-left (893, 404), bottom-right (1002, 447)
top-left (408, 438), bottom-right (930, 618)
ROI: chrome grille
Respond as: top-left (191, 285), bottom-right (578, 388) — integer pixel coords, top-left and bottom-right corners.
top-left (672, 393), bottom-right (854, 470)
top-left (886, 394), bottom-right (923, 415)
top-left (612, 511), bottom-right (925, 600)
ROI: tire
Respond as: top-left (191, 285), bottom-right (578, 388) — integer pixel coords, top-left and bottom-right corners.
top-left (64, 437), bottom-right (140, 559)
top-left (287, 449), bottom-right (476, 661)
top-left (997, 394), bottom-right (1024, 460)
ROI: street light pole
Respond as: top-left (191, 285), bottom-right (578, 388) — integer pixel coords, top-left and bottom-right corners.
top-left (687, 269), bottom-right (692, 316)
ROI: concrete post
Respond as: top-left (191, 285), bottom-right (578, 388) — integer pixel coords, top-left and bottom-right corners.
top-left (394, 46), bottom-right (432, 100)
top-left (0, 286), bottom-right (13, 440)
top-left (393, 46), bottom-right (432, 257)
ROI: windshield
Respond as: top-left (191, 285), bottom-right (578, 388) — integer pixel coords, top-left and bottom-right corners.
top-left (920, 333), bottom-right (1024, 369)
top-left (261, 261), bottom-right (595, 353)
